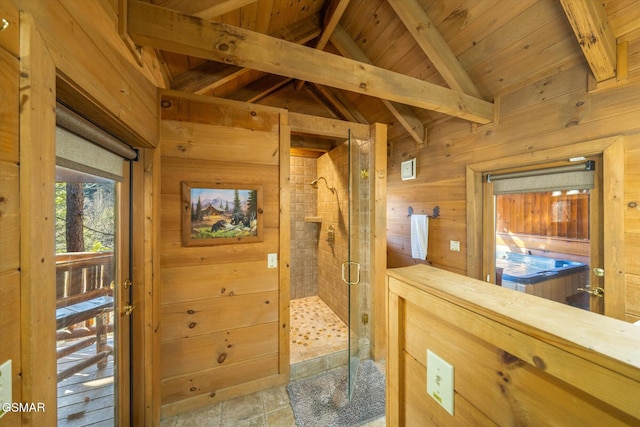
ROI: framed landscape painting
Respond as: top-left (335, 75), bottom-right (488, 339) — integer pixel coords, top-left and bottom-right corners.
top-left (181, 182), bottom-right (263, 246)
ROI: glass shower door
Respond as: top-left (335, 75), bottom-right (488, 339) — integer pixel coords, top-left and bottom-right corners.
top-left (344, 129), bottom-right (362, 400)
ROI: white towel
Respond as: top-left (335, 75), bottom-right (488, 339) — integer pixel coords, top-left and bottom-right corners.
top-left (411, 214), bottom-right (429, 260)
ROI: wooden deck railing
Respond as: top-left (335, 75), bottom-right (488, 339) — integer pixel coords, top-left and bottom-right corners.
top-left (55, 251), bottom-right (115, 382)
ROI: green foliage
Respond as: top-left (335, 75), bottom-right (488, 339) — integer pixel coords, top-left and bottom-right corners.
top-left (55, 181), bottom-right (115, 253)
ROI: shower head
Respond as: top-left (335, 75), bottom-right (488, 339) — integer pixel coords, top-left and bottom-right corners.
top-left (309, 176), bottom-right (336, 194)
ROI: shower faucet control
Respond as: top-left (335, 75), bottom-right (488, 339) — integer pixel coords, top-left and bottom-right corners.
top-left (326, 225), bottom-right (335, 247)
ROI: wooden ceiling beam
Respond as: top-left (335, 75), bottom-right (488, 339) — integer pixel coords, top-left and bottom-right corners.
top-left (171, 13), bottom-right (322, 94)
top-left (559, 0), bottom-right (617, 82)
top-left (330, 24), bottom-right (427, 148)
top-left (308, 83), bottom-right (369, 124)
top-left (387, 0), bottom-right (483, 99)
top-left (154, 0), bottom-right (258, 20)
top-left (289, 112), bottom-right (370, 140)
top-left (226, 74), bottom-right (293, 103)
top-left (126, 1), bottom-right (493, 124)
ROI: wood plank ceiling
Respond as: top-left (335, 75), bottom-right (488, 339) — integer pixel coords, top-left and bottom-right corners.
top-left (130, 0), bottom-right (640, 156)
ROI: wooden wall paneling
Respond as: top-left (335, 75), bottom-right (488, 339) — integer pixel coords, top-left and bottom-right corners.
top-left (160, 291), bottom-right (279, 342)
top-left (19, 11), bottom-right (57, 425)
top-left (160, 120), bottom-right (280, 165)
top-left (161, 354), bottom-right (279, 406)
top-left (160, 228), bottom-right (280, 268)
top-left (0, 46), bottom-right (18, 163)
top-left (162, 261), bottom-right (279, 305)
top-left (15, 0), bottom-right (159, 148)
top-left (0, 48), bottom-right (20, 273)
top-left (626, 274), bottom-right (640, 318)
top-left (159, 93), bottom-right (287, 414)
top-left (161, 322), bottom-right (279, 379)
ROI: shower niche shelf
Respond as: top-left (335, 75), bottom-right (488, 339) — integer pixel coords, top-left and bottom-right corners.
top-left (304, 216), bottom-right (322, 223)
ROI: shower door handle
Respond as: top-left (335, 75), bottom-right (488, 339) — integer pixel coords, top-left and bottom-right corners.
top-left (342, 261), bottom-right (361, 286)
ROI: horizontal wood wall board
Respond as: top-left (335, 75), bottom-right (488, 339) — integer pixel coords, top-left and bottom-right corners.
top-left (161, 291), bottom-right (278, 342)
top-left (160, 194), bottom-right (279, 232)
top-left (626, 234), bottom-right (640, 275)
top-left (385, 177), bottom-right (467, 201)
top-left (0, 47), bottom-right (18, 163)
top-left (161, 157), bottom-right (279, 193)
top-left (161, 322), bottom-right (279, 378)
top-left (387, 267), bottom-right (640, 413)
top-left (0, 162), bottom-right (19, 271)
top-left (160, 90), bottom-right (283, 132)
top-left (161, 120), bottom-right (279, 165)
top-left (26, 0), bottom-right (158, 147)
top-left (625, 147), bottom-right (640, 233)
top-left (161, 261), bottom-right (278, 305)
top-left (495, 234), bottom-right (590, 258)
top-left (161, 353), bottom-right (278, 405)
top-left (627, 275), bottom-right (640, 316)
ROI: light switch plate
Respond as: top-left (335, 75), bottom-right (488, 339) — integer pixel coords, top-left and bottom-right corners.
top-left (0, 359), bottom-right (12, 419)
top-left (450, 240), bottom-right (460, 252)
top-left (267, 253), bottom-right (277, 269)
top-left (427, 350), bottom-right (454, 416)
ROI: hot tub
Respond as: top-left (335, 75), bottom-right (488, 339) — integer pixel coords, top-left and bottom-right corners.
top-left (496, 252), bottom-right (589, 306)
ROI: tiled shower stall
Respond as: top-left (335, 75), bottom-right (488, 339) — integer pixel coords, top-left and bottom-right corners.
top-left (288, 136), bottom-right (373, 379)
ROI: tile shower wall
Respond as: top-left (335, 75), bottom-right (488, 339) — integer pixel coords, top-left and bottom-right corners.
top-left (317, 145), bottom-right (349, 323)
top-left (290, 156), bottom-right (318, 299)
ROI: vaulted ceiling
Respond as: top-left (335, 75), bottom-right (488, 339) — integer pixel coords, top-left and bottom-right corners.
top-left (127, 0), bottom-right (640, 156)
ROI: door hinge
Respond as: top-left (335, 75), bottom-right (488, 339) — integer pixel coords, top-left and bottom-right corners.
top-left (122, 304), bottom-right (135, 316)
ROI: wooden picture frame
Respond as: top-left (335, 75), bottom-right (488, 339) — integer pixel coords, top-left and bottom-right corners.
top-left (181, 182), bottom-right (263, 246)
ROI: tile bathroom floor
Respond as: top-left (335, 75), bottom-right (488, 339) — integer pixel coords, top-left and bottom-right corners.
top-left (159, 296), bottom-right (385, 426)
top-left (290, 296), bottom-right (348, 365)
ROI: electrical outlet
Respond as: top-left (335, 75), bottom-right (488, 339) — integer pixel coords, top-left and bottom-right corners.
top-left (0, 360), bottom-right (12, 419)
top-left (267, 253), bottom-right (277, 269)
top-left (427, 350), bottom-right (454, 416)
top-left (449, 240), bottom-right (460, 252)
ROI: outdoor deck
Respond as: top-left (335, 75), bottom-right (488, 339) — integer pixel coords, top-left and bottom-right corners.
top-left (57, 338), bottom-right (115, 427)
top-left (56, 251), bottom-right (116, 426)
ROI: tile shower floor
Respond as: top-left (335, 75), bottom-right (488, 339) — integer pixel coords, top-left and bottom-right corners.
top-left (290, 296), bottom-right (348, 365)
